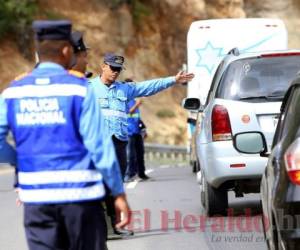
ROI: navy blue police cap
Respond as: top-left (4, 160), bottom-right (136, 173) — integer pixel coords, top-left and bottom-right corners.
top-left (32, 20), bottom-right (72, 41)
top-left (71, 31), bottom-right (89, 53)
top-left (104, 53), bottom-right (125, 69)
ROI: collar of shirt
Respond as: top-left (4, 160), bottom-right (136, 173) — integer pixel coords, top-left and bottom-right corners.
top-left (97, 76), bottom-right (117, 89)
top-left (37, 62), bottom-right (65, 70)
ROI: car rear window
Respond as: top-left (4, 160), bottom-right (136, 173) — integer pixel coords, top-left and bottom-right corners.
top-left (216, 55), bottom-right (300, 102)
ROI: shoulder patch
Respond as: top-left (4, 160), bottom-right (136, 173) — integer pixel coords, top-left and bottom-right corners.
top-left (14, 72), bottom-right (29, 81)
top-left (68, 70), bottom-right (85, 78)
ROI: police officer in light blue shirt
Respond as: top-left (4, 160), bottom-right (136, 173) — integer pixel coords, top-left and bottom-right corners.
top-left (0, 20), bottom-right (130, 250)
top-left (90, 53), bottom-right (194, 177)
top-left (89, 53), bottom-right (194, 236)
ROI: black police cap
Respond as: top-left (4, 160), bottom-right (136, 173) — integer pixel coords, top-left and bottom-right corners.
top-left (71, 31), bottom-right (89, 53)
top-left (104, 53), bottom-right (125, 69)
top-left (32, 20), bottom-right (72, 41)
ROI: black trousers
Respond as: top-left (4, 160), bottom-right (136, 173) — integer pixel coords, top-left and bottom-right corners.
top-left (24, 201), bottom-right (107, 250)
top-left (112, 135), bottom-right (128, 180)
top-left (126, 134), bottom-right (146, 177)
top-left (104, 136), bottom-right (128, 229)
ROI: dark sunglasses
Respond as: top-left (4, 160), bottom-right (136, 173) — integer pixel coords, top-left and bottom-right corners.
top-left (108, 64), bottom-right (122, 73)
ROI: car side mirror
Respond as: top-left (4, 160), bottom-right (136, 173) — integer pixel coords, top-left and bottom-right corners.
top-left (181, 98), bottom-right (203, 111)
top-left (233, 131), bottom-right (268, 155)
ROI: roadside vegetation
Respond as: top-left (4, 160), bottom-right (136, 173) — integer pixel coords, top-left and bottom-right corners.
top-left (0, 0), bottom-right (38, 59)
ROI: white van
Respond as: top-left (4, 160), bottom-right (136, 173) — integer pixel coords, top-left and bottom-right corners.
top-left (187, 18), bottom-right (288, 105)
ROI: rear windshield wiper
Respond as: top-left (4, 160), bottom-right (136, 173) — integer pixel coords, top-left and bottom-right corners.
top-left (239, 96), bottom-right (268, 100)
top-left (266, 94), bottom-right (284, 99)
top-left (239, 95), bottom-right (284, 101)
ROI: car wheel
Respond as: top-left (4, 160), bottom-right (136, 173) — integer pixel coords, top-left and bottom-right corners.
top-left (196, 160), bottom-right (200, 172)
top-left (193, 160), bottom-right (200, 173)
top-left (202, 178), bottom-right (228, 216)
top-left (192, 161), bottom-right (197, 173)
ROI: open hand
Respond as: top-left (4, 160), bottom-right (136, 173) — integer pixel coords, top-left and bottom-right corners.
top-left (175, 71), bottom-right (195, 84)
top-left (114, 194), bottom-right (131, 229)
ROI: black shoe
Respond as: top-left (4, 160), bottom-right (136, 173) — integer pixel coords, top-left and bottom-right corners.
top-left (113, 228), bottom-right (134, 237)
top-left (107, 232), bottom-right (122, 240)
top-left (138, 174), bottom-right (150, 180)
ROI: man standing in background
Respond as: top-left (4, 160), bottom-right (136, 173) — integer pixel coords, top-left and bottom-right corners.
top-left (71, 30), bottom-right (93, 78)
top-left (124, 78), bottom-right (149, 182)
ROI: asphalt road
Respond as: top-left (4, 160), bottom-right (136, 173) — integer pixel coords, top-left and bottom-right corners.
top-left (0, 163), bottom-right (268, 250)
top-left (108, 164), bottom-right (267, 250)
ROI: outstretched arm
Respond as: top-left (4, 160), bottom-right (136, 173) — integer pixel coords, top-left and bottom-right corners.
top-left (127, 71), bottom-right (194, 100)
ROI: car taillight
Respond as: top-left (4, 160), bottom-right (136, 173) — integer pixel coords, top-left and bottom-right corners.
top-left (284, 138), bottom-right (300, 185)
top-left (211, 105), bottom-right (232, 141)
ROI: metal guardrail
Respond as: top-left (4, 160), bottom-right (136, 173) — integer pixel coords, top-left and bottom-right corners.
top-left (144, 143), bottom-right (188, 161)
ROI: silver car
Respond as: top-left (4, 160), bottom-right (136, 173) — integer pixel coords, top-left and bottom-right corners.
top-left (183, 49), bottom-right (300, 216)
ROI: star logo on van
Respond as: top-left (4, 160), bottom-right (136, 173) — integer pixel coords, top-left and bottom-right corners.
top-left (196, 42), bottom-right (224, 74)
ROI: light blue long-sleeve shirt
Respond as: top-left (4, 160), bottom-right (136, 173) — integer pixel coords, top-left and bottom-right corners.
top-left (0, 62), bottom-right (124, 197)
top-left (79, 83), bottom-right (124, 196)
top-left (89, 76), bottom-right (176, 141)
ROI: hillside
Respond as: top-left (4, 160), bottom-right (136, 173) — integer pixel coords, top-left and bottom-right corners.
top-left (1, 0), bottom-right (300, 144)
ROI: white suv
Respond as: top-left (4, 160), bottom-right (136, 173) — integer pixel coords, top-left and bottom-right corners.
top-left (183, 49), bottom-right (300, 215)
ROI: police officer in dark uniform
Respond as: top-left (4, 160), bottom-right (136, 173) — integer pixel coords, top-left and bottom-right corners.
top-left (0, 20), bottom-right (130, 250)
top-left (71, 30), bottom-right (93, 78)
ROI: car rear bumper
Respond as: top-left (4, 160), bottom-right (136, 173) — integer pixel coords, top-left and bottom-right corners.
top-left (274, 202), bottom-right (300, 241)
top-left (281, 229), bottom-right (300, 241)
top-left (199, 140), bottom-right (267, 188)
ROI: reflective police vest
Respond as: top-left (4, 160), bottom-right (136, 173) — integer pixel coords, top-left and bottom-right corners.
top-left (127, 99), bottom-right (141, 136)
top-left (2, 65), bottom-right (105, 204)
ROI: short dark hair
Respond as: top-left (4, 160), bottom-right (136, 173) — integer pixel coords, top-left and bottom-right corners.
top-left (36, 40), bottom-right (71, 58)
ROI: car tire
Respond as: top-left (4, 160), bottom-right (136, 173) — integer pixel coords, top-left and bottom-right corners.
top-left (202, 178), bottom-right (228, 216)
top-left (192, 161), bottom-right (197, 173)
top-left (193, 160), bottom-right (200, 173)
